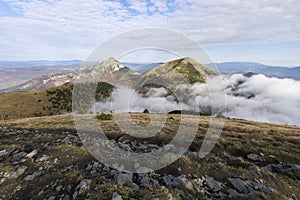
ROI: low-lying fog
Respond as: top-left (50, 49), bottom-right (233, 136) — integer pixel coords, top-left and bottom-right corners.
top-left (94, 74), bottom-right (300, 126)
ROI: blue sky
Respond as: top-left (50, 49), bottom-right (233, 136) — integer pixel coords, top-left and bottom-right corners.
top-left (0, 0), bottom-right (300, 66)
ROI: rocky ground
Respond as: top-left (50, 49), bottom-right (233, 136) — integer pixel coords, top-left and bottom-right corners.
top-left (0, 114), bottom-right (300, 199)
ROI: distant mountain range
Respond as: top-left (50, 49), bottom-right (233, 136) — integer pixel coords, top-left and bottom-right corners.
top-left (124, 61), bottom-right (300, 80)
top-left (0, 60), bottom-right (82, 70)
top-left (1, 60), bottom-right (300, 92)
top-left (0, 60), bottom-right (82, 90)
top-left (206, 62), bottom-right (300, 80)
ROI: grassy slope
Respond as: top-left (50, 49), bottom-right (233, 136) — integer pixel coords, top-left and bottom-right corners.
top-left (0, 114), bottom-right (299, 199)
top-left (0, 82), bottom-right (114, 120)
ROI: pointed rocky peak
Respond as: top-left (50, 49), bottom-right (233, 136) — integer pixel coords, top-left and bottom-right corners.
top-left (92, 57), bottom-right (125, 73)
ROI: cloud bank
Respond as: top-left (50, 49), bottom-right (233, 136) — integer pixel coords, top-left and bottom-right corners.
top-left (94, 74), bottom-right (300, 126)
top-left (0, 0), bottom-right (300, 63)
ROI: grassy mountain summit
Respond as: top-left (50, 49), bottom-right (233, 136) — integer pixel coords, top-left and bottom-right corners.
top-left (140, 57), bottom-right (218, 89)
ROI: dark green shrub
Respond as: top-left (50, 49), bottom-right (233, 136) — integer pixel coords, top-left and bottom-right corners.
top-left (96, 113), bottom-right (113, 120)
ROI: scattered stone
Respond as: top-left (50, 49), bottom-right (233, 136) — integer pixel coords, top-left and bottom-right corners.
top-left (204, 175), bottom-right (225, 192)
top-left (13, 151), bottom-right (27, 160)
top-left (56, 185), bottom-right (63, 192)
top-left (248, 180), bottom-right (278, 195)
top-left (176, 175), bottom-right (195, 192)
top-left (287, 164), bottom-right (300, 171)
top-left (228, 178), bottom-right (278, 195)
top-left (75, 179), bottom-right (92, 196)
top-left (139, 176), bottom-right (159, 189)
top-left (248, 165), bottom-right (261, 173)
top-left (38, 155), bottom-right (49, 162)
top-left (247, 153), bottom-right (264, 162)
top-left (262, 164), bottom-right (284, 172)
top-left (24, 171), bottom-right (42, 181)
top-left (62, 136), bottom-right (71, 144)
top-left (247, 153), bottom-right (258, 161)
top-left (7, 166), bottom-right (28, 180)
top-left (25, 149), bottom-right (38, 159)
top-left (227, 189), bottom-right (241, 198)
top-left (0, 149), bottom-right (9, 157)
top-left (37, 190), bottom-right (44, 196)
top-left (111, 192), bottom-right (123, 200)
top-left (48, 196), bottom-right (55, 200)
top-left (229, 178), bottom-right (256, 196)
top-left (43, 142), bottom-right (50, 148)
top-left (114, 173), bottom-right (133, 186)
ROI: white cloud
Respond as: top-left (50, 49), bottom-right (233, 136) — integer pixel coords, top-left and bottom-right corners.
top-left (94, 74), bottom-right (300, 126)
top-left (127, 0), bottom-right (148, 13)
top-left (0, 0), bottom-right (299, 61)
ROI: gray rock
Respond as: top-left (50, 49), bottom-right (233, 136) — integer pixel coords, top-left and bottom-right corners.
top-left (0, 149), bottom-right (9, 157)
top-left (229, 178), bottom-right (278, 195)
top-left (62, 136), bottom-right (71, 144)
top-left (262, 164), bottom-right (284, 172)
top-left (38, 154), bottom-right (49, 162)
top-left (63, 194), bottom-right (71, 200)
top-left (37, 190), bottom-right (44, 196)
top-left (24, 171), bottom-right (42, 181)
top-left (140, 176), bottom-right (159, 189)
top-left (118, 142), bottom-right (132, 151)
top-left (204, 175), bottom-right (225, 192)
top-left (112, 192), bottom-right (123, 200)
top-left (287, 164), bottom-right (300, 171)
top-left (114, 173), bottom-right (133, 186)
top-left (175, 175), bottom-right (194, 192)
top-left (248, 165), bottom-right (261, 173)
top-left (75, 179), bottom-right (92, 196)
top-left (43, 142), bottom-right (51, 148)
top-left (184, 151), bottom-right (197, 158)
top-left (246, 180), bottom-right (278, 194)
top-left (48, 196), bottom-right (56, 200)
top-left (7, 166), bottom-right (28, 180)
top-left (228, 178), bottom-right (256, 195)
top-left (137, 143), bottom-right (147, 150)
top-left (25, 149), bottom-right (38, 159)
top-left (227, 189), bottom-right (241, 198)
top-left (226, 155), bottom-right (243, 161)
top-left (162, 175), bottom-right (174, 186)
top-left (56, 185), bottom-right (63, 192)
top-left (12, 158), bottom-right (27, 165)
top-left (247, 153), bottom-right (259, 161)
top-left (13, 151), bottom-right (27, 160)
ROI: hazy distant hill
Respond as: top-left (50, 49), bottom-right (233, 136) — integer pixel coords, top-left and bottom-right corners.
top-left (206, 62), bottom-right (300, 80)
top-left (0, 60), bottom-right (82, 70)
top-left (0, 60), bottom-right (82, 90)
top-left (0, 58), bottom-right (137, 93)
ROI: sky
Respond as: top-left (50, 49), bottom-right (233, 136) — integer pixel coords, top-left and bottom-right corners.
top-left (0, 0), bottom-right (300, 66)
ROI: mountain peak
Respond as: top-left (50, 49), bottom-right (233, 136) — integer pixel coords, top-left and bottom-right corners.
top-left (93, 57), bottom-right (125, 72)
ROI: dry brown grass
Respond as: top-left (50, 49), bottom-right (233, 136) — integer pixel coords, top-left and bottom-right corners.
top-left (1, 113), bottom-right (300, 199)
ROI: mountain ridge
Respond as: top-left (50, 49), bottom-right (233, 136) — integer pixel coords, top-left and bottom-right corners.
top-left (1, 57), bottom-right (216, 93)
